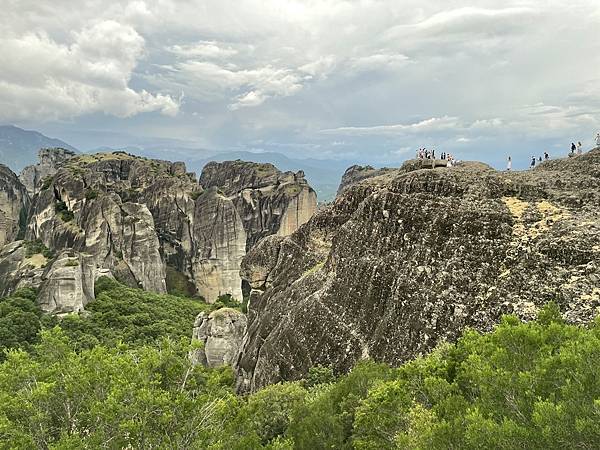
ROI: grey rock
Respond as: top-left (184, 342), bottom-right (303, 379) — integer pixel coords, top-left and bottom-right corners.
top-left (19, 147), bottom-right (75, 195)
top-left (0, 165), bottom-right (29, 247)
top-left (235, 150), bottom-right (600, 392)
top-left (200, 160), bottom-right (318, 250)
top-left (37, 250), bottom-right (95, 314)
top-left (190, 308), bottom-right (247, 367)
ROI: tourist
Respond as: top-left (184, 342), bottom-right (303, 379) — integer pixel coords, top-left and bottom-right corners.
top-left (596, 132), bottom-right (600, 147)
top-left (507, 156), bottom-right (512, 171)
top-left (538, 156), bottom-right (542, 164)
top-left (531, 156), bottom-right (536, 168)
top-left (571, 142), bottom-right (576, 155)
top-left (577, 141), bottom-right (582, 155)
top-left (544, 152), bottom-right (549, 160)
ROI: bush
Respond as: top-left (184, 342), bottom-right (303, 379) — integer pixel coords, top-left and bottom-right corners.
top-left (23, 240), bottom-right (54, 259)
top-left (84, 189), bottom-right (99, 200)
top-left (55, 200), bottom-right (74, 222)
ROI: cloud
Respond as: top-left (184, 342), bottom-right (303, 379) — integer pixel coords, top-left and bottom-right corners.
top-left (0, 20), bottom-right (179, 121)
top-left (169, 41), bottom-right (239, 59)
top-left (320, 116), bottom-right (461, 135)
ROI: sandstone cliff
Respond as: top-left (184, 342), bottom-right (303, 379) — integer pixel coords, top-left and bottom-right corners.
top-left (19, 147), bottom-right (76, 195)
top-left (200, 160), bottom-right (318, 249)
top-left (236, 150), bottom-right (600, 392)
top-left (0, 165), bottom-right (29, 248)
top-left (1, 150), bottom-right (317, 311)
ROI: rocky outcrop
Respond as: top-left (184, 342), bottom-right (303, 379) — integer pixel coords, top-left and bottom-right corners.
top-left (235, 152), bottom-right (600, 392)
top-left (0, 165), bottom-right (29, 247)
top-left (0, 241), bottom-right (46, 295)
top-left (191, 189), bottom-right (246, 301)
top-left (200, 160), bottom-right (318, 249)
top-left (336, 165), bottom-right (395, 196)
top-left (37, 250), bottom-right (95, 314)
top-left (190, 308), bottom-right (247, 367)
top-left (19, 147), bottom-right (76, 195)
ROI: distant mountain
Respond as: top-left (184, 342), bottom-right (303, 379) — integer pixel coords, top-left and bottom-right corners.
top-left (0, 125), bottom-right (78, 171)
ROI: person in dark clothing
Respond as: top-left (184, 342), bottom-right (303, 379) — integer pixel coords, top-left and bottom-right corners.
top-left (531, 156), bottom-right (536, 168)
top-left (544, 152), bottom-right (549, 160)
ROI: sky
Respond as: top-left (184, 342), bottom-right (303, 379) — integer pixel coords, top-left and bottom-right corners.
top-left (1, 0), bottom-right (600, 169)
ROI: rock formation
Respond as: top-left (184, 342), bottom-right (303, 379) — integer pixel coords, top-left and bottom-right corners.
top-left (37, 250), bottom-right (95, 314)
top-left (191, 189), bottom-right (246, 301)
top-left (0, 164), bottom-right (29, 247)
top-left (336, 165), bottom-right (394, 196)
top-left (19, 147), bottom-right (76, 195)
top-left (1, 149), bottom-right (317, 311)
top-left (200, 160), bottom-right (318, 249)
top-left (190, 308), bottom-right (248, 367)
top-left (235, 151), bottom-right (600, 392)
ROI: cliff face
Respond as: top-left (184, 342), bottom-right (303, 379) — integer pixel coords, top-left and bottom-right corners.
top-left (200, 160), bottom-right (318, 249)
top-left (19, 147), bottom-right (76, 195)
top-left (236, 151), bottom-right (600, 392)
top-left (0, 165), bottom-right (29, 247)
top-left (1, 150), bottom-right (317, 312)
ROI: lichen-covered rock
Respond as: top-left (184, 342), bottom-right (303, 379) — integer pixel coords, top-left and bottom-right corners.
top-left (19, 148), bottom-right (75, 195)
top-left (0, 164), bottom-right (29, 247)
top-left (235, 151), bottom-right (600, 392)
top-left (37, 250), bottom-right (96, 314)
top-left (200, 160), bottom-right (317, 249)
top-left (190, 308), bottom-right (247, 367)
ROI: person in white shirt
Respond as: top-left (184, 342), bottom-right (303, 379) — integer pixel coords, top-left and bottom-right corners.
top-left (507, 156), bottom-right (512, 171)
top-left (596, 133), bottom-right (600, 147)
top-left (577, 141), bottom-right (582, 155)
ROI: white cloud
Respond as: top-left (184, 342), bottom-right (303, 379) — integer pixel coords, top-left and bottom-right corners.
top-left (320, 116), bottom-right (461, 135)
top-left (169, 41), bottom-right (239, 59)
top-left (0, 20), bottom-right (179, 121)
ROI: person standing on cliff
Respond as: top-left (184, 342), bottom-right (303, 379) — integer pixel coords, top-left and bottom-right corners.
top-left (544, 152), bottom-right (549, 160)
top-left (507, 156), bottom-right (512, 171)
top-left (531, 156), bottom-right (536, 168)
top-left (577, 141), bottom-right (583, 155)
top-left (596, 132), bottom-right (600, 148)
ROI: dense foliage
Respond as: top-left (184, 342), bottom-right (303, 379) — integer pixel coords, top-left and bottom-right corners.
top-left (1, 288), bottom-right (599, 449)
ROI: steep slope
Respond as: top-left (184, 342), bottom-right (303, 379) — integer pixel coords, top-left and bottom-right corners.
top-left (0, 125), bottom-right (77, 171)
top-left (236, 150), bottom-right (600, 392)
top-left (200, 160), bottom-right (318, 250)
top-left (0, 164), bottom-right (29, 247)
top-left (19, 147), bottom-right (76, 195)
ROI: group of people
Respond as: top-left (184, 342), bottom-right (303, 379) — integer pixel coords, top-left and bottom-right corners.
top-left (568, 141), bottom-right (584, 157)
top-left (416, 148), bottom-right (436, 159)
top-left (416, 148), bottom-right (458, 167)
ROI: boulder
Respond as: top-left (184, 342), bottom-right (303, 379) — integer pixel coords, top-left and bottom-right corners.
top-left (190, 308), bottom-right (247, 367)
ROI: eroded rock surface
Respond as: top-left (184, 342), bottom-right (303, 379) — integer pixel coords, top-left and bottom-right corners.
top-left (336, 165), bottom-right (395, 196)
top-left (0, 165), bottom-right (29, 247)
top-left (200, 160), bottom-right (317, 249)
top-left (191, 308), bottom-right (247, 367)
top-left (19, 147), bottom-right (75, 195)
top-left (236, 151), bottom-right (600, 392)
